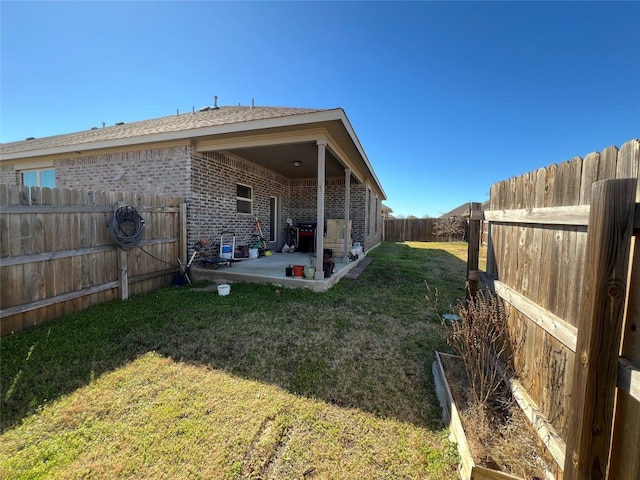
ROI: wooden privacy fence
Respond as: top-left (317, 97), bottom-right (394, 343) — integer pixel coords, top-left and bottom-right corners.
top-left (467, 139), bottom-right (640, 479)
top-left (0, 185), bottom-right (186, 336)
top-left (383, 217), bottom-right (466, 242)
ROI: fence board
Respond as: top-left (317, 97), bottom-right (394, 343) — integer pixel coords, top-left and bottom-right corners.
top-left (564, 178), bottom-right (636, 478)
top-left (598, 145), bottom-right (619, 180)
top-left (609, 141), bottom-right (640, 479)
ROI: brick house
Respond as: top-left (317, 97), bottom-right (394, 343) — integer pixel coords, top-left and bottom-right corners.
top-left (0, 104), bottom-right (386, 278)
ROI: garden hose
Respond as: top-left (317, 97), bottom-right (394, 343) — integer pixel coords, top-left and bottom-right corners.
top-left (108, 205), bottom-right (145, 250)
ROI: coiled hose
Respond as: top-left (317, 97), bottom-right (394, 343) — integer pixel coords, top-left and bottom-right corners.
top-left (108, 206), bottom-right (145, 250)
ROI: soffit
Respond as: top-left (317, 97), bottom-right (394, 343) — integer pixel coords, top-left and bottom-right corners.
top-left (193, 119), bottom-right (372, 186)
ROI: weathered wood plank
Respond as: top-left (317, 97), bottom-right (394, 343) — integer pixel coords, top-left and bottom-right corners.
top-left (433, 353), bottom-right (476, 480)
top-left (484, 206), bottom-right (590, 225)
top-left (564, 178), bottom-right (636, 479)
top-left (471, 466), bottom-right (524, 480)
top-left (597, 145), bottom-right (618, 180)
top-left (616, 139), bottom-right (639, 179)
top-left (0, 238), bottom-right (179, 267)
top-left (617, 358), bottom-right (640, 402)
top-left (481, 272), bottom-right (577, 352)
top-left (609, 143), bottom-right (640, 475)
top-left (608, 389), bottom-right (640, 480)
top-left (0, 281), bottom-right (119, 318)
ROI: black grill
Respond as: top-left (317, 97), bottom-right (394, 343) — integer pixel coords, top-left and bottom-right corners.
top-left (297, 222), bottom-right (317, 252)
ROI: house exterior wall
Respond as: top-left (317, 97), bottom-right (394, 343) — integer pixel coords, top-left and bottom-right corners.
top-left (288, 178), bottom-right (382, 253)
top-left (0, 164), bottom-right (19, 185)
top-left (191, 152), bottom-right (289, 254)
top-left (363, 183), bottom-right (382, 251)
top-left (54, 145), bottom-right (192, 195)
top-left (289, 179), bottom-right (319, 225)
top-left (1, 145), bottom-right (383, 256)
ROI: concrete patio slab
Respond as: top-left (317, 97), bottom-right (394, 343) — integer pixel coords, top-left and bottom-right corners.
top-left (189, 251), bottom-right (368, 292)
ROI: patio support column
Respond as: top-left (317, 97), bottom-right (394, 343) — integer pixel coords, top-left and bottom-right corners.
top-left (343, 168), bottom-right (351, 264)
top-left (314, 140), bottom-right (326, 279)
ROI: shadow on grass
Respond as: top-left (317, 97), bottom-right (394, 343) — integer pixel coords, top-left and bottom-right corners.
top-left (1, 242), bottom-right (467, 433)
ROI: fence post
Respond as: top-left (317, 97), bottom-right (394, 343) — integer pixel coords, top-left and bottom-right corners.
top-left (180, 202), bottom-right (187, 264)
top-left (564, 178), bottom-right (636, 479)
top-left (467, 202), bottom-right (482, 298)
top-left (118, 248), bottom-right (129, 300)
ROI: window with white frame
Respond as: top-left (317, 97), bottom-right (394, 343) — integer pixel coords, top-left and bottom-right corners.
top-left (237, 184), bottom-right (253, 214)
top-left (20, 168), bottom-right (56, 188)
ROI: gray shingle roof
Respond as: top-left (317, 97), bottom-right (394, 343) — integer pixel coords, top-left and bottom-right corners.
top-left (1, 106), bottom-right (327, 155)
top-left (440, 200), bottom-right (490, 217)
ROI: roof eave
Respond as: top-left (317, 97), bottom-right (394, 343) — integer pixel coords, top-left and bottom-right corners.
top-left (1, 108), bottom-right (387, 199)
top-left (0, 110), bottom-right (343, 161)
top-left (335, 109), bottom-right (387, 200)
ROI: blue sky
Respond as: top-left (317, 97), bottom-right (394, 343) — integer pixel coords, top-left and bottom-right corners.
top-left (1, 1), bottom-right (639, 217)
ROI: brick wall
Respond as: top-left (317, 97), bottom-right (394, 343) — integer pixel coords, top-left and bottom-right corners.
top-left (0, 164), bottom-right (19, 185)
top-left (191, 152), bottom-right (289, 254)
top-left (362, 183), bottom-right (382, 251)
top-left (55, 145), bottom-right (192, 195)
top-left (288, 178), bottom-right (382, 251)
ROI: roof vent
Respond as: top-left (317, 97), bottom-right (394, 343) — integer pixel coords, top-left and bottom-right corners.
top-left (199, 106), bottom-right (210, 112)
top-left (91, 127), bottom-right (98, 130)
top-left (25, 137), bottom-right (36, 141)
top-left (213, 96), bottom-right (219, 110)
top-left (115, 122), bottom-right (125, 126)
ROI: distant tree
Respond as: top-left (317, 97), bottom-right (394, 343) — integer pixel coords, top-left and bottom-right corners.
top-left (434, 216), bottom-right (467, 242)
top-left (407, 215), bottom-right (419, 219)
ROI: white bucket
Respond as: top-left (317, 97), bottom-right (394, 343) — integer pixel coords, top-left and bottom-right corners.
top-left (217, 284), bottom-right (231, 296)
top-left (248, 248), bottom-right (259, 259)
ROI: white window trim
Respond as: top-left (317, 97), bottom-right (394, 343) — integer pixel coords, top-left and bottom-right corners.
top-left (237, 183), bottom-right (253, 215)
top-left (20, 168), bottom-right (55, 188)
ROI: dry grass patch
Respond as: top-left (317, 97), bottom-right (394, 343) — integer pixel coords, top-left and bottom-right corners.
top-left (1, 352), bottom-right (458, 479)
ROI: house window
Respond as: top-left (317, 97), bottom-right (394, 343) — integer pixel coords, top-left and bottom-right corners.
top-left (21, 168), bottom-right (56, 188)
top-left (237, 184), bottom-right (253, 214)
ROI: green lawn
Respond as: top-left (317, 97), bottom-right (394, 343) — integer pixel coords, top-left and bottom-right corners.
top-left (1, 242), bottom-right (468, 479)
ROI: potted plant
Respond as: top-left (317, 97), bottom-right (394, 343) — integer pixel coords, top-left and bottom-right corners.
top-left (304, 257), bottom-right (316, 279)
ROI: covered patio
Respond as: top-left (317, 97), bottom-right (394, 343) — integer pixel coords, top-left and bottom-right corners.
top-left (190, 107), bottom-right (386, 279)
top-left (190, 250), bottom-right (369, 292)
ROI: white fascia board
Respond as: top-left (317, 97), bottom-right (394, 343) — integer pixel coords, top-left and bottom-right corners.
top-left (323, 132), bottom-right (363, 183)
top-left (0, 135), bottom-right (190, 162)
top-left (335, 109), bottom-right (387, 200)
top-left (194, 129), bottom-right (327, 151)
top-left (8, 158), bottom-right (55, 169)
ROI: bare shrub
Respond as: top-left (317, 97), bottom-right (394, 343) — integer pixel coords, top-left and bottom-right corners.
top-left (433, 215), bottom-right (467, 242)
top-left (435, 285), bottom-right (552, 478)
top-left (444, 285), bottom-right (518, 408)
